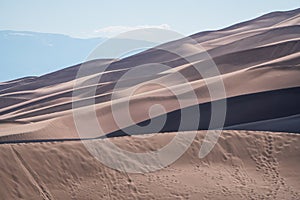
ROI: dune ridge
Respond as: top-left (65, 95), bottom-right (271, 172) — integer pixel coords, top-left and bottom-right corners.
top-left (0, 8), bottom-right (300, 141)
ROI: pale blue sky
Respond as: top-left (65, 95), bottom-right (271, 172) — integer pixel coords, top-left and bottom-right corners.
top-left (0, 0), bottom-right (299, 38)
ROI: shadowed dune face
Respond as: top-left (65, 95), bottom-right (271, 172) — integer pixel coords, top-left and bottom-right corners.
top-left (0, 8), bottom-right (300, 143)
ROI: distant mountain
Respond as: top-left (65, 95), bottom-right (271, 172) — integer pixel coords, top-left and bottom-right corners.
top-left (0, 31), bottom-right (105, 81)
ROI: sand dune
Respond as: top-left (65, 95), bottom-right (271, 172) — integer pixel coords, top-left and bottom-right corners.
top-left (0, 8), bottom-right (300, 199)
top-left (0, 9), bottom-right (299, 143)
top-left (0, 131), bottom-right (299, 199)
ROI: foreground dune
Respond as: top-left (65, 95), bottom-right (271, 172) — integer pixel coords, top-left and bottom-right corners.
top-left (0, 130), bottom-right (299, 200)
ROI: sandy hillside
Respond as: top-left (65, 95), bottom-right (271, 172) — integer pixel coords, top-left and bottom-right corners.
top-left (0, 9), bottom-right (299, 142)
top-left (0, 131), bottom-right (299, 200)
top-left (0, 8), bottom-right (300, 200)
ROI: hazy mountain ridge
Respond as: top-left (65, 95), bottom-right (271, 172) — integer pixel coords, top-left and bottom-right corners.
top-left (0, 30), bottom-right (105, 81)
